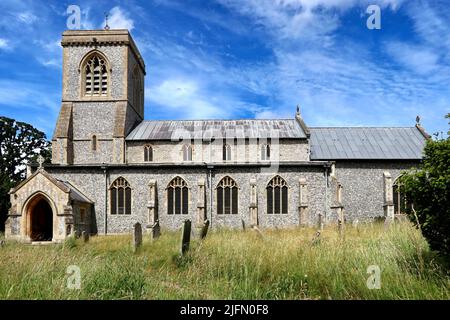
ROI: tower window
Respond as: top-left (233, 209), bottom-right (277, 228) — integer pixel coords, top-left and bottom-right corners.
top-left (83, 53), bottom-right (109, 97)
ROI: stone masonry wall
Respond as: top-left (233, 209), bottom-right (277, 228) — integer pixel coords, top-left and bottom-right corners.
top-left (334, 160), bottom-right (420, 222)
top-left (47, 165), bottom-right (328, 234)
top-left (126, 139), bottom-right (310, 164)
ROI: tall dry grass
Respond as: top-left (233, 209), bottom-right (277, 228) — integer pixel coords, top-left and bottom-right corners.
top-left (0, 221), bottom-right (448, 299)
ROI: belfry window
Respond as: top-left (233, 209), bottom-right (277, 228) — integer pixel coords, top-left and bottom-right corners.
top-left (217, 176), bottom-right (238, 215)
top-left (110, 177), bottom-right (132, 215)
top-left (144, 145), bottom-right (153, 162)
top-left (83, 53), bottom-right (109, 97)
top-left (167, 177), bottom-right (189, 215)
top-left (267, 176), bottom-right (288, 214)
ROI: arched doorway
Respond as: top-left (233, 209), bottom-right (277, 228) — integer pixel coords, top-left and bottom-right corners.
top-left (27, 196), bottom-right (53, 241)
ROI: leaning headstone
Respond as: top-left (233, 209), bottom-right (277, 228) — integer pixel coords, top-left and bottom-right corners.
top-left (252, 225), bottom-right (264, 240)
top-left (133, 222), bottom-right (143, 252)
top-left (311, 230), bottom-right (321, 246)
top-left (82, 231), bottom-right (89, 243)
top-left (0, 240), bottom-right (5, 248)
top-left (151, 220), bottom-right (161, 241)
top-left (318, 213), bottom-right (324, 231)
top-left (200, 220), bottom-right (210, 240)
top-left (180, 219), bottom-right (191, 256)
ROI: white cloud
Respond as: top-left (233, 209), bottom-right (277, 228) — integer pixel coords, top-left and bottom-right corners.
top-left (146, 78), bottom-right (229, 119)
top-left (16, 11), bottom-right (38, 24)
top-left (0, 79), bottom-right (59, 112)
top-left (0, 38), bottom-right (10, 50)
top-left (385, 41), bottom-right (440, 75)
top-left (216, 0), bottom-right (405, 40)
top-left (104, 7), bottom-right (134, 30)
top-left (38, 58), bottom-right (61, 68)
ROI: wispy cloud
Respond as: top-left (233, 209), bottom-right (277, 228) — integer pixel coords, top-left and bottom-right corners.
top-left (16, 11), bottom-right (38, 24)
top-left (216, 0), bottom-right (404, 41)
top-left (0, 38), bottom-right (11, 50)
top-left (104, 6), bottom-right (134, 30)
top-left (385, 41), bottom-right (440, 75)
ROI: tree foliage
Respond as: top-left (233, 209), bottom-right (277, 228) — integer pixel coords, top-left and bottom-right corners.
top-left (0, 116), bottom-right (51, 231)
top-left (401, 114), bottom-right (450, 256)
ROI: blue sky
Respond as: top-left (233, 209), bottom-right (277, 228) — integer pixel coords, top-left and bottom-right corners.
top-left (0, 0), bottom-right (449, 139)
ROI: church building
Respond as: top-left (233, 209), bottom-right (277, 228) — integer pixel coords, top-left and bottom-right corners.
top-left (5, 30), bottom-right (429, 242)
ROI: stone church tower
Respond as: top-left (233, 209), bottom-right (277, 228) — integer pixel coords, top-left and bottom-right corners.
top-left (52, 30), bottom-right (146, 165)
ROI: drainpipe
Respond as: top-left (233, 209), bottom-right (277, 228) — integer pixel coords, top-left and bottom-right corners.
top-left (102, 164), bottom-right (108, 235)
top-left (207, 164), bottom-right (214, 227)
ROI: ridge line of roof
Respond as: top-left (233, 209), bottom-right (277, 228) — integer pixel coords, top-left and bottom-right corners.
top-left (310, 126), bottom-right (417, 129)
top-left (139, 119), bottom-right (296, 122)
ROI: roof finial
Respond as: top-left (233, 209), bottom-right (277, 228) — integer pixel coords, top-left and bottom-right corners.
top-left (37, 155), bottom-right (44, 169)
top-left (296, 104), bottom-right (301, 116)
top-left (416, 115), bottom-right (421, 125)
top-left (104, 12), bottom-right (110, 30)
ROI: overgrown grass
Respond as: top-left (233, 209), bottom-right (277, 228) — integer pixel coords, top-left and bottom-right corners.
top-left (0, 221), bottom-right (448, 299)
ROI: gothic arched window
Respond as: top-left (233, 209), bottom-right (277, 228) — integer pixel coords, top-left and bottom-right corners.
top-left (223, 143), bottom-right (232, 161)
top-left (217, 176), bottom-right (238, 215)
top-left (267, 176), bottom-right (288, 214)
top-left (82, 52), bottom-right (109, 97)
top-left (393, 178), bottom-right (411, 215)
top-left (110, 177), bottom-right (131, 215)
top-left (261, 143), bottom-right (271, 160)
top-left (167, 177), bottom-right (189, 215)
top-left (183, 144), bottom-right (193, 161)
top-left (144, 145), bottom-right (153, 162)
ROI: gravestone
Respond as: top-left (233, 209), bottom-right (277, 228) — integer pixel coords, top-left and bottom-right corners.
top-left (311, 230), bottom-right (321, 245)
top-left (180, 220), bottom-right (191, 256)
top-left (318, 213), bottom-right (324, 231)
top-left (133, 222), bottom-right (143, 252)
top-left (241, 219), bottom-right (246, 231)
top-left (252, 225), bottom-right (264, 240)
top-left (0, 240), bottom-right (5, 248)
top-left (151, 220), bottom-right (161, 241)
top-left (200, 220), bottom-right (210, 240)
top-left (82, 231), bottom-right (89, 243)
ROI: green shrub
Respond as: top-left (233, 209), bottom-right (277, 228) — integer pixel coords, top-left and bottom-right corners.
top-left (401, 131), bottom-right (450, 256)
